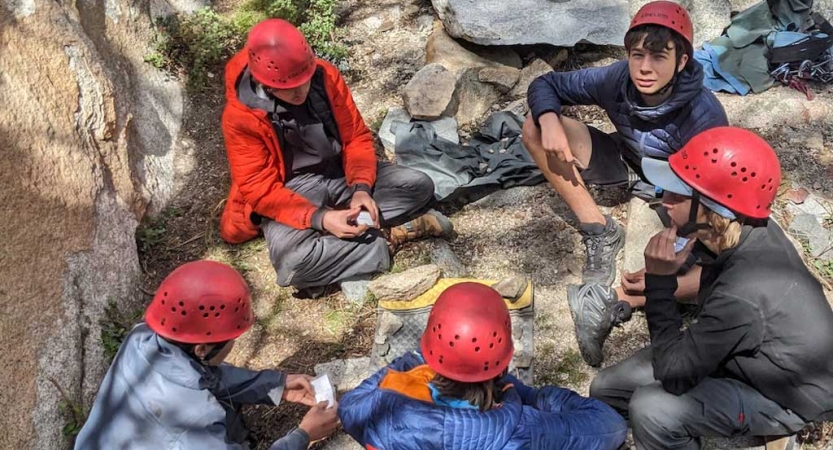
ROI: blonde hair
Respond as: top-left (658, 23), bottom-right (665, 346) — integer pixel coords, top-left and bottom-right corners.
top-left (704, 210), bottom-right (742, 252)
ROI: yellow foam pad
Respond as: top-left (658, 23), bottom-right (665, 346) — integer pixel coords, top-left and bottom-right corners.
top-left (378, 278), bottom-right (533, 311)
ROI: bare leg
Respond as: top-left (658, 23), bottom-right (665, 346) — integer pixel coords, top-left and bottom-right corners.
top-left (522, 114), bottom-right (605, 225)
top-left (617, 266), bottom-right (703, 308)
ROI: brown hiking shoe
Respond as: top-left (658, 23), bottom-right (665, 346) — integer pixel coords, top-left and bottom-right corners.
top-left (387, 209), bottom-right (454, 251)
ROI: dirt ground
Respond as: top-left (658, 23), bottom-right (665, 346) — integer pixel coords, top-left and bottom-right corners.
top-left (136, 0), bottom-right (833, 448)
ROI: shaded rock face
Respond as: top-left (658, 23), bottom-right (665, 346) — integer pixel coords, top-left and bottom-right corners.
top-left (431, 0), bottom-right (630, 47)
top-left (0, 0), bottom-right (183, 447)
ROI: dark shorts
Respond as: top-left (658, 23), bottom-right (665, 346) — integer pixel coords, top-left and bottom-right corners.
top-left (580, 126), bottom-right (644, 186)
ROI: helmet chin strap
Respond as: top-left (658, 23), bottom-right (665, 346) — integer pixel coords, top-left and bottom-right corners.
top-left (678, 191), bottom-right (711, 237)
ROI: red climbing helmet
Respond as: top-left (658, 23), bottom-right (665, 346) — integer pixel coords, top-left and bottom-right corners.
top-left (246, 19), bottom-right (316, 90)
top-left (629, 1), bottom-right (694, 50)
top-left (145, 260), bottom-right (254, 344)
top-left (643, 127), bottom-right (782, 219)
top-left (421, 283), bottom-right (514, 383)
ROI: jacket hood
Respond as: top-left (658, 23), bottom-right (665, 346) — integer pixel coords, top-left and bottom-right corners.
top-left (622, 61), bottom-right (706, 122)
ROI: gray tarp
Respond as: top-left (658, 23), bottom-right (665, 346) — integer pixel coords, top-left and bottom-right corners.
top-left (393, 111), bottom-right (544, 203)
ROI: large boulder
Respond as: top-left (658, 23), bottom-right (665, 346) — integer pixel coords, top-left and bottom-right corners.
top-left (0, 0), bottom-right (183, 447)
top-left (431, 0), bottom-right (630, 47)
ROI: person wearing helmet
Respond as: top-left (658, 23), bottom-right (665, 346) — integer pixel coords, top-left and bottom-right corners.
top-left (522, 1), bottom-right (729, 365)
top-left (337, 282), bottom-right (628, 450)
top-left (588, 127), bottom-right (833, 450)
top-left (220, 19), bottom-right (452, 296)
top-left (75, 261), bottom-right (340, 449)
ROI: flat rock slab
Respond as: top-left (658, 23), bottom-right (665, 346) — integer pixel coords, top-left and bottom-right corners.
top-left (340, 275), bottom-right (372, 305)
top-left (320, 433), bottom-right (364, 450)
top-left (623, 197), bottom-right (665, 273)
top-left (403, 63), bottom-right (457, 120)
top-left (431, 0), bottom-right (630, 47)
top-left (314, 357), bottom-right (374, 392)
top-left (369, 264), bottom-right (442, 302)
top-left (426, 239), bottom-right (469, 278)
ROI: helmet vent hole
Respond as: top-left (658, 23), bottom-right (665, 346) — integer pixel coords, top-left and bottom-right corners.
top-left (751, 172), bottom-right (756, 178)
top-left (742, 177), bottom-right (748, 182)
top-left (731, 162), bottom-right (737, 167)
top-left (696, 174), bottom-right (701, 179)
top-left (179, 301), bottom-right (184, 307)
top-left (769, 186), bottom-right (774, 191)
top-left (439, 356), bottom-right (444, 364)
top-left (685, 165), bottom-right (690, 170)
top-left (235, 307), bottom-right (239, 313)
top-left (727, 194), bottom-right (733, 199)
top-left (449, 341), bottom-right (454, 347)
top-left (220, 305), bottom-right (226, 310)
top-left (171, 307), bottom-right (176, 312)
top-left (181, 311), bottom-right (186, 316)
top-left (757, 205), bottom-right (761, 209)
top-left (490, 343), bottom-right (495, 349)
top-left (498, 338), bottom-right (503, 344)
top-left (712, 148), bottom-right (718, 154)
top-left (161, 300), bottom-right (166, 305)
top-left (492, 332), bottom-right (497, 337)
top-left (210, 306), bottom-right (216, 311)
top-left (237, 325), bottom-right (242, 330)
top-left (761, 184), bottom-right (766, 189)
top-left (172, 327), bottom-right (177, 332)
top-left (215, 313), bottom-right (221, 318)
top-left (703, 151), bottom-right (708, 157)
top-left (164, 291), bottom-right (168, 297)
top-left (438, 324), bottom-right (442, 330)
top-left (238, 298), bottom-right (242, 304)
top-left (741, 167), bottom-right (747, 173)
top-left (199, 305), bottom-right (205, 311)
top-left (768, 178), bottom-right (773, 183)
top-left (454, 335), bottom-right (460, 340)
top-left (206, 331), bottom-right (211, 336)
top-left (438, 334), bottom-right (442, 340)
top-left (672, 20), bottom-right (676, 25)
top-left (161, 318), bottom-right (166, 326)
top-left (711, 158), bottom-right (717, 163)
top-left (731, 172), bottom-right (737, 177)
top-left (475, 347), bottom-right (481, 352)
top-left (204, 313), bottom-right (209, 318)
top-left (495, 360), bottom-right (500, 365)
top-left (471, 337), bottom-right (477, 343)
top-left (433, 326), bottom-right (436, 332)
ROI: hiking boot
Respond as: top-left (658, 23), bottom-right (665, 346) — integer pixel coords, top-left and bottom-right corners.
top-left (567, 283), bottom-right (633, 367)
top-left (577, 216), bottom-right (625, 287)
top-left (387, 209), bottom-right (454, 250)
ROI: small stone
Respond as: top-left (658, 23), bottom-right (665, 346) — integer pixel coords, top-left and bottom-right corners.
top-left (378, 19), bottom-right (395, 32)
top-left (363, 16), bottom-right (383, 31)
top-left (375, 311), bottom-right (404, 344)
top-left (369, 264), bottom-right (442, 301)
top-left (340, 275), bottom-right (372, 304)
top-left (806, 131), bottom-right (825, 152)
top-left (814, 181), bottom-right (823, 190)
top-left (478, 66), bottom-right (521, 94)
top-left (509, 58), bottom-right (552, 99)
top-left (403, 64), bottom-right (457, 120)
top-left (785, 187), bottom-right (810, 204)
top-left (567, 261), bottom-right (582, 275)
top-left (491, 275), bottom-right (528, 302)
top-left (417, 14), bottom-right (434, 30)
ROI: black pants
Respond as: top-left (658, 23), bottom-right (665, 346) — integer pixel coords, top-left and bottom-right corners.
top-left (590, 348), bottom-right (808, 450)
top-left (262, 162), bottom-right (434, 289)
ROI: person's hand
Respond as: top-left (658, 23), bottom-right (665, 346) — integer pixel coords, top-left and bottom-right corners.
top-left (538, 112), bottom-right (581, 168)
top-left (323, 207), bottom-right (368, 238)
top-left (282, 374), bottom-right (315, 406)
top-left (644, 225), bottom-right (696, 276)
top-left (621, 269), bottom-right (646, 294)
top-left (299, 401), bottom-right (340, 442)
top-left (349, 191), bottom-right (379, 228)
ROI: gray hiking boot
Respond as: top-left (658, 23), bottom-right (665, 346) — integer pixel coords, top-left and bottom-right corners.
top-left (567, 283), bottom-right (633, 367)
top-left (577, 216), bottom-right (625, 287)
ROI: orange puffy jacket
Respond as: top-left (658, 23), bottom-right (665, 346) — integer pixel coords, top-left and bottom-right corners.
top-left (220, 50), bottom-right (377, 244)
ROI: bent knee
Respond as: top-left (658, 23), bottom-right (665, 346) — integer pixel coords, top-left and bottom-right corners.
top-left (629, 383), bottom-right (684, 427)
top-left (521, 116), bottom-right (542, 150)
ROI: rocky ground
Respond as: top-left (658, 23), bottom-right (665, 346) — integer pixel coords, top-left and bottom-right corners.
top-left (137, 0), bottom-right (833, 448)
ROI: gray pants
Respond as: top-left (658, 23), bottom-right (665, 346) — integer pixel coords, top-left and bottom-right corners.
top-left (262, 162), bottom-right (434, 289)
top-left (590, 348), bottom-right (807, 450)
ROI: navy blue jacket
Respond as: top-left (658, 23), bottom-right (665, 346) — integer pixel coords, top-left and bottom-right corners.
top-left (527, 61), bottom-right (728, 160)
top-left (339, 352), bottom-right (627, 450)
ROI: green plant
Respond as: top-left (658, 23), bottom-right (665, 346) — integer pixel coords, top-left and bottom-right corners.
top-left (48, 378), bottom-right (87, 440)
top-left (136, 219), bottom-right (166, 254)
top-left (100, 300), bottom-right (143, 363)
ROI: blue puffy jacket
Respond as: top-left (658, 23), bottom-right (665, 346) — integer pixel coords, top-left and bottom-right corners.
top-left (527, 60), bottom-right (728, 160)
top-left (75, 323), bottom-right (309, 450)
top-left (338, 352), bottom-right (627, 450)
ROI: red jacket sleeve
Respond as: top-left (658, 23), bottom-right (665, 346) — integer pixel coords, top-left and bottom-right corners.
top-left (322, 61), bottom-right (377, 188)
top-left (221, 109), bottom-right (318, 229)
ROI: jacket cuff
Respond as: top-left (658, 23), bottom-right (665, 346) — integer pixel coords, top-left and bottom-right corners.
top-left (266, 370), bottom-right (287, 406)
top-left (269, 428), bottom-right (310, 450)
top-left (532, 109), bottom-right (559, 127)
top-left (351, 183), bottom-right (372, 195)
top-left (311, 207), bottom-right (328, 232)
top-left (645, 274), bottom-right (678, 295)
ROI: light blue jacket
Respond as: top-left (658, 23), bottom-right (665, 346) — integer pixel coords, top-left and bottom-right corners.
top-left (75, 323), bottom-right (308, 449)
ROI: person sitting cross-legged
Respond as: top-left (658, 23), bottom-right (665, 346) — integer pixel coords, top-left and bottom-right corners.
top-left (590, 127), bottom-right (833, 450)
